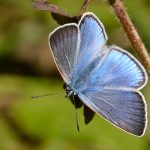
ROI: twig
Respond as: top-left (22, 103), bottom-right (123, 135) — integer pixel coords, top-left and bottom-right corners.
top-left (79, 0), bottom-right (93, 16)
top-left (32, 0), bottom-right (70, 17)
top-left (32, 0), bottom-right (92, 24)
top-left (32, 0), bottom-right (78, 24)
top-left (108, 0), bottom-right (150, 76)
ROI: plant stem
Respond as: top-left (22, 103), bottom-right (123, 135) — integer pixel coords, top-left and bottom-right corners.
top-left (79, 0), bottom-right (93, 16)
top-left (32, 0), bottom-right (71, 17)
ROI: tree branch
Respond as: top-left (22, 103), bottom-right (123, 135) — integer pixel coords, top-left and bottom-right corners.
top-left (108, 0), bottom-right (150, 76)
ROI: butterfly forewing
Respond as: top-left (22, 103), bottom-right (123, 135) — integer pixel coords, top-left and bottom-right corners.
top-left (49, 24), bottom-right (80, 84)
top-left (71, 13), bottom-right (108, 82)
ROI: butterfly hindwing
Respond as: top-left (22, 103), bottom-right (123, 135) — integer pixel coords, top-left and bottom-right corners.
top-left (85, 46), bottom-right (147, 90)
top-left (78, 88), bottom-right (147, 136)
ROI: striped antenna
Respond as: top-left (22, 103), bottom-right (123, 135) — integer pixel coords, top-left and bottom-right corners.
top-left (31, 92), bottom-right (64, 99)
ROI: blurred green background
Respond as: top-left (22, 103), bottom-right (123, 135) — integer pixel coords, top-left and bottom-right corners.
top-left (0, 0), bottom-right (150, 150)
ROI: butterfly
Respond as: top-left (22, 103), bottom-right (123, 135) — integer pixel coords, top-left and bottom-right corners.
top-left (48, 12), bottom-right (148, 136)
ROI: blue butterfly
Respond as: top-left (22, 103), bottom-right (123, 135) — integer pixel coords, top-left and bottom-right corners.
top-left (48, 12), bottom-right (148, 136)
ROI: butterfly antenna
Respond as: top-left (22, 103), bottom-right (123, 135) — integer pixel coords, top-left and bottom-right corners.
top-left (72, 94), bottom-right (80, 132)
top-left (30, 92), bottom-right (64, 99)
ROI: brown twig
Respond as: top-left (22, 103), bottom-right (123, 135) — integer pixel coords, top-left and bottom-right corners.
top-left (32, 0), bottom-right (70, 17)
top-left (79, 0), bottom-right (93, 16)
top-left (108, 0), bottom-right (150, 76)
top-left (32, 0), bottom-right (92, 24)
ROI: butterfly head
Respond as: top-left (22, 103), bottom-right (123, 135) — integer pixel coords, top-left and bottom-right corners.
top-left (63, 84), bottom-right (75, 98)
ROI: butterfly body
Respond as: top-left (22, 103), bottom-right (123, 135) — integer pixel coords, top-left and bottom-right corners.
top-left (49, 12), bottom-right (148, 136)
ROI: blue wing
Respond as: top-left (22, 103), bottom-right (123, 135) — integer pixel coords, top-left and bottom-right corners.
top-left (72, 46), bottom-right (147, 136)
top-left (71, 12), bottom-right (108, 82)
top-left (78, 89), bottom-right (147, 136)
top-left (72, 46), bottom-right (147, 91)
top-left (49, 24), bottom-right (79, 84)
top-left (86, 46), bottom-right (147, 90)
